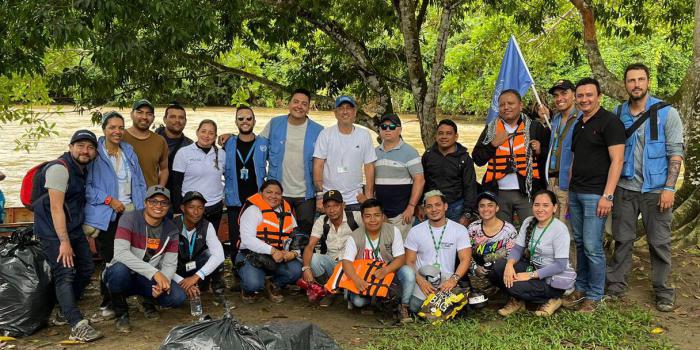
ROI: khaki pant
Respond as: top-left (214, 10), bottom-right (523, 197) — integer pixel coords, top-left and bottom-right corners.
top-left (548, 178), bottom-right (569, 224)
top-left (387, 214), bottom-right (412, 240)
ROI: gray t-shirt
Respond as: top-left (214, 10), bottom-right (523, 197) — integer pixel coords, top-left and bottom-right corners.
top-left (618, 106), bottom-right (684, 193)
top-left (44, 164), bottom-right (69, 192)
top-left (516, 217), bottom-right (569, 268)
top-left (262, 119), bottom-right (308, 198)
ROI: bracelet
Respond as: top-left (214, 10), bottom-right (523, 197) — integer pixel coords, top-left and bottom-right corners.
top-left (663, 187), bottom-right (676, 192)
top-left (450, 274), bottom-right (461, 282)
top-left (104, 196), bottom-right (112, 205)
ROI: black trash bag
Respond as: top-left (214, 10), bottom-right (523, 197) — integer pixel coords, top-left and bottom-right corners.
top-left (160, 316), bottom-right (266, 350)
top-left (0, 225), bottom-right (54, 337)
top-left (253, 321), bottom-right (340, 350)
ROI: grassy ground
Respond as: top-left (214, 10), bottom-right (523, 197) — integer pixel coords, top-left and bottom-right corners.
top-left (366, 303), bottom-right (674, 350)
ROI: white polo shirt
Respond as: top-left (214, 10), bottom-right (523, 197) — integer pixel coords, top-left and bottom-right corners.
top-left (172, 143), bottom-right (226, 206)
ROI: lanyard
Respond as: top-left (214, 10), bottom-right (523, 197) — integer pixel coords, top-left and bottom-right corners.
top-left (236, 145), bottom-right (254, 165)
top-left (551, 109), bottom-right (577, 155)
top-left (182, 223), bottom-right (197, 257)
top-left (365, 232), bottom-right (381, 260)
top-left (528, 218), bottom-right (554, 259)
top-left (429, 224), bottom-right (447, 262)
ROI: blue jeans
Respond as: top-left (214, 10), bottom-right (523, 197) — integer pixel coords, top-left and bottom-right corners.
top-left (310, 254), bottom-right (337, 280)
top-left (41, 236), bottom-right (94, 327)
top-left (446, 199), bottom-right (464, 223)
top-left (348, 265), bottom-right (415, 306)
top-left (105, 262), bottom-right (186, 308)
top-left (568, 192), bottom-right (607, 301)
top-left (177, 250), bottom-right (224, 289)
top-left (235, 253), bottom-right (302, 293)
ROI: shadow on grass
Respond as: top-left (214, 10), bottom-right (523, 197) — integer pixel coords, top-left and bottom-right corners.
top-left (366, 303), bottom-right (674, 350)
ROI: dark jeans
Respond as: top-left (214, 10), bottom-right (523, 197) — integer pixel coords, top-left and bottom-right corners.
top-left (488, 259), bottom-right (564, 304)
top-left (97, 212), bottom-right (122, 307)
top-left (234, 253), bottom-right (302, 294)
top-left (105, 262), bottom-right (186, 309)
top-left (205, 201), bottom-right (224, 237)
top-left (227, 206), bottom-right (243, 261)
top-left (41, 236), bottom-right (94, 327)
top-left (178, 250), bottom-right (224, 291)
top-left (446, 199), bottom-right (464, 223)
top-left (284, 196), bottom-right (315, 234)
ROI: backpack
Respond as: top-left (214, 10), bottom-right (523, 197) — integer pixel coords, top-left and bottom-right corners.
top-left (20, 159), bottom-right (67, 210)
top-left (320, 210), bottom-right (359, 254)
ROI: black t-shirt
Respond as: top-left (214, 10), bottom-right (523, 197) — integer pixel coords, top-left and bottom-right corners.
top-left (143, 224), bottom-right (163, 262)
top-left (236, 138), bottom-right (258, 204)
top-left (569, 107), bottom-right (626, 195)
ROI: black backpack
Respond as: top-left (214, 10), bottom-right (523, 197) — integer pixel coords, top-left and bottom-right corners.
top-left (320, 210), bottom-right (359, 254)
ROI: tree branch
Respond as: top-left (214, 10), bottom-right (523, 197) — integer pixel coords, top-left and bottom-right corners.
top-left (416, 0), bottom-right (430, 29)
top-left (424, 1), bottom-right (457, 121)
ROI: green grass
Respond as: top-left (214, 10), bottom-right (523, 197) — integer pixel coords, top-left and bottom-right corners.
top-left (365, 303), bottom-right (674, 350)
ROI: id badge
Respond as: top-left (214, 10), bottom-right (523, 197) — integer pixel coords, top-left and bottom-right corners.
top-left (337, 165), bottom-right (349, 174)
top-left (240, 167), bottom-right (249, 180)
top-left (185, 261), bottom-right (196, 272)
top-left (433, 263), bottom-right (441, 270)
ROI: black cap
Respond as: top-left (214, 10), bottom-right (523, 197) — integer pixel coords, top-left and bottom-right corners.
top-left (548, 80), bottom-right (575, 94)
top-left (132, 99), bottom-right (155, 112)
top-left (380, 113), bottom-right (402, 127)
top-left (322, 190), bottom-right (344, 204)
top-left (182, 191), bottom-right (207, 205)
top-left (476, 191), bottom-right (499, 205)
top-left (70, 129), bottom-right (98, 146)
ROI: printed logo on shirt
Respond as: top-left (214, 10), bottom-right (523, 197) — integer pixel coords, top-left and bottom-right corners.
top-left (260, 145), bottom-right (268, 152)
top-left (147, 238), bottom-right (161, 250)
top-left (361, 248), bottom-right (384, 261)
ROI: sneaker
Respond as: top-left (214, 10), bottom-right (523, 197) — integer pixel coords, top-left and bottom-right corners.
top-left (319, 294), bottom-right (336, 307)
top-left (241, 291), bottom-right (260, 304)
top-left (497, 297), bottom-right (524, 316)
top-left (656, 299), bottom-right (675, 312)
top-left (69, 319), bottom-right (103, 342)
top-left (142, 299), bottom-right (159, 320)
top-left (100, 306), bottom-right (116, 320)
top-left (264, 280), bottom-right (284, 304)
top-left (115, 314), bottom-right (131, 333)
top-left (398, 304), bottom-right (413, 323)
top-left (534, 298), bottom-right (562, 317)
top-left (562, 290), bottom-right (586, 309)
top-left (52, 310), bottom-right (67, 326)
top-left (577, 299), bottom-right (599, 313)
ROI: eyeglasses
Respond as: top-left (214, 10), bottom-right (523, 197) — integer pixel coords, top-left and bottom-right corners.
top-left (379, 124), bottom-right (398, 131)
top-left (146, 198), bottom-right (171, 207)
top-left (236, 116), bottom-right (253, 122)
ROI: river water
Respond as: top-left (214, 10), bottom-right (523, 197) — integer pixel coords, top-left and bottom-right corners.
top-left (0, 106), bottom-right (487, 207)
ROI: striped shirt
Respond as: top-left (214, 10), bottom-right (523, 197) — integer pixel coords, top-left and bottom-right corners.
top-left (375, 140), bottom-right (423, 217)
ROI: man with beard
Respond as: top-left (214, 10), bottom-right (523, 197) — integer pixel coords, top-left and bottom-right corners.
top-left (123, 99), bottom-right (169, 188)
top-left (606, 64), bottom-right (684, 312)
top-left (33, 130), bottom-right (103, 342)
top-left (155, 103), bottom-right (193, 196)
top-left (223, 106), bottom-right (269, 262)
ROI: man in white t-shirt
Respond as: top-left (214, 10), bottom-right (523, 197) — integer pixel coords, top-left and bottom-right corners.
top-left (405, 190), bottom-right (472, 312)
top-left (313, 96), bottom-right (376, 212)
top-left (340, 199), bottom-right (414, 322)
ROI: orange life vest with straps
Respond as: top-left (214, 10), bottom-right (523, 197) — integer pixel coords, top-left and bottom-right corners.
top-left (484, 120), bottom-right (539, 183)
top-left (324, 259), bottom-right (395, 299)
top-left (241, 193), bottom-right (294, 249)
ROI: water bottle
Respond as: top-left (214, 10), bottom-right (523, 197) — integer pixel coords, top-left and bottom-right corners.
top-left (190, 295), bottom-right (203, 318)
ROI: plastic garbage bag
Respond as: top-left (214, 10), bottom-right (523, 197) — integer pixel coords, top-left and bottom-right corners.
top-left (0, 226), bottom-right (54, 337)
top-left (254, 321), bottom-right (340, 350)
top-left (160, 316), bottom-right (266, 350)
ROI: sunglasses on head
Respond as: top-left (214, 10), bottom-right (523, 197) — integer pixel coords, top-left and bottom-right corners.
top-left (236, 116), bottom-right (253, 122)
top-left (379, 124), bottom-right (398, 131)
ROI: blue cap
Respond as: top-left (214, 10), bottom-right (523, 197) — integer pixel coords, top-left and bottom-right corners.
top-left (335, 95), bottom-right (356, 108)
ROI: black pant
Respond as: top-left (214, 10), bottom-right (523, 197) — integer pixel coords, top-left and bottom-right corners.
top-left (488, 259), bottom-right (564, 304)
top-left (284, 196), bottom-right (315, 234)
top-left (205, 201), bottom-right (224, 238)
top-left (227, 206), bottom-right (243, 261)
top-left (97, 213), bottom-right (122, 307)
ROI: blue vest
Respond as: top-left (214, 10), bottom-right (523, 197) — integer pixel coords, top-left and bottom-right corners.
top-left (34, 153), bottom-right (88, 240)
top-left (223, 135), bottom-right (269, 207)
top-left (616, 95), bottom-right (670, 193)
top-left (266, 115), bottom-right (324, 199)
top-left (546, 110), bottom-right (580, 191)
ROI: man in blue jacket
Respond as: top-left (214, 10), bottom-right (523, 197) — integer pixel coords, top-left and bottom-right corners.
top-left (537, 80), bottom-right (579, 223)
top-left (224, 106), bottom-right (269, 262)
top-left (606, 63), bottom-right (685, 312)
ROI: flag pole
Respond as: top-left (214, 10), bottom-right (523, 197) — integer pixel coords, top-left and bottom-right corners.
top-left (510, 35), bottom-right (551, 129)
top-left (530, 84), bottom-right (551, 129)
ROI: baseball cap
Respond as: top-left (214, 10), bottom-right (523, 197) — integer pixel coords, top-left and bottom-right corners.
top-left (548, 80), bottom-right (575, 94)
top-left (322, 190), bottom-right (344, 204)
top-left (145, 185), bottom-right (170, 200)
top-left (70, 129), bottom-right (98, 146)
top-left (335, 95), bottom-right (356, 108)
top-left (476, 191), bottom-right (499, 205)
top-left (182, 191), bottom-right (207, 205)
top-left (100, 111), bottom-right (124, 128)
top-left (132, 99), bottom-right (155, 112)
top-left (380, 113), bottom-right (402, 127)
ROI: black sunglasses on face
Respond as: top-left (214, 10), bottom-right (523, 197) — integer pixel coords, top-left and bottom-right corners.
top-left (380, 124), bottom-right (398, 130)
top-left (237, 116), bottom-right (253, 122)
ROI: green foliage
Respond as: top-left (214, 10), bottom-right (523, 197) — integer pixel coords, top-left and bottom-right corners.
top-left (366, 304), bottom-right (674, 350)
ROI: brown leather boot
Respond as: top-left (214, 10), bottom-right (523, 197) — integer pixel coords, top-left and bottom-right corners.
top-left (498, 297), bottom-right (524, 316)
top-left (535, 298), bottom-right (562, 317)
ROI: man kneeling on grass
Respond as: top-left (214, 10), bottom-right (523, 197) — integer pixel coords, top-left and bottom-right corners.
top-left (105, 186), bottom-right (185, 333)
top-left (340, 199), bottom-right (415, 322)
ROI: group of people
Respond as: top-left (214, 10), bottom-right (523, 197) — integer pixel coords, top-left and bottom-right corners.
top-left (30, 63), bottom-right (683, 342)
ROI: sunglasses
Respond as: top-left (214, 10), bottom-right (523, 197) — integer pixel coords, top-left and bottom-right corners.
top-left (146, 198), bottom-right (171, 207)
top-left (379, 124), bottom-right (398, 131)
top-left (236, 116), bottom-right (253, 122)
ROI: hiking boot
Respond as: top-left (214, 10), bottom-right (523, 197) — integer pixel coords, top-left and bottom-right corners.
top-left (52, 310), bottom-right (67, 326)
top-left (398, 304), bottom-right (413, 323)
top-left (577, 299), bottom-right (599, 313)
top-left (497, 297), bottom-right (524, 316)
top-left (319, 294), bottom-right (336, 307)
top-left (534, 298), bottom-right (562, 317)
top-left (142, 298), bottom-right (159, 320)
top-left (656, 299), bottom-right (675, 312)
top-left (562, 290), bottom-right (586, 309)
top-left (69, 319), bottom-right (103, 342)
top-left (264, 280), bottom-right (284, 304)
top-left (115, 314), bottom-right (131, 333)
top-left (241, 291), bottom-right (261, 304)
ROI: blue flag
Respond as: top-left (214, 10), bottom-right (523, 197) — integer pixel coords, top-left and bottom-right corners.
top-left (486, 35), bottom-right (535, 124)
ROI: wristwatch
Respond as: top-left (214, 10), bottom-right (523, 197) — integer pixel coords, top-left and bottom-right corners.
top-left (301, 266), bottom-right (311, 272)
top-left (603, 194), bottom-right (614, 201)
top-left (450, 274), bottom-right (461, 282)
top-left (529, 271), bottom-right (536, 279)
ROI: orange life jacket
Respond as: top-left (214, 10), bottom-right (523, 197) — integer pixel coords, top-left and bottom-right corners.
top-left (324, 259), bottom-right (395, 298)
top-left (242, 193), bottom-right (294, 249)
top-left (484, 119), bottom-right (539, 183)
